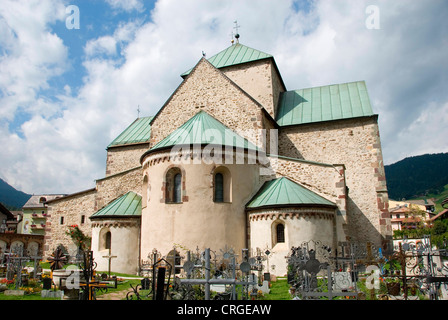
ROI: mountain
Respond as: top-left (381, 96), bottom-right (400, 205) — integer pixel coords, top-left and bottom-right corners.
top-left (384, 153), bottom-right (448, 201)
top-left (0, 178), bottom-right (32, 210)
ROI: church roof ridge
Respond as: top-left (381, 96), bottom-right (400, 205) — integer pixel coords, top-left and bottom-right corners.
top-left (246, 176), bottom-right (336, 210)
top-left (180, 43), bottom-right (273, 78)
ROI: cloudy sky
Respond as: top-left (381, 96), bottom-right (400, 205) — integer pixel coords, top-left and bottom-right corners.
top-left (0, 0), bottom-right (447, 195)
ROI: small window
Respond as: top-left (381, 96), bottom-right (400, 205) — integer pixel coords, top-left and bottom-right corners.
top-left (173, 173), bottom-right (182, 203)
top-left (165, 168), bottom-right (183, 203)
top-left (213, 167), bottom-right (231, 203)
top-left (214, 173), bottom-right (224, 202)
top-left (39, 197), bottom-right (47, 203)
top-left (81, 215), bottom-right (85, 224)
top-left (60, 216), bottom-right (64, 225)
top-left (276, 223), bottom-right (285, 243)
top-left (105, 231), bottom-right (111, 250)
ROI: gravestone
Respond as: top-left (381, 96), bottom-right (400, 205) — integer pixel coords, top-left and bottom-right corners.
top-left (248, 274), bottom-right (270, 294)
top-left (333, 272), bottom-right (353, 291)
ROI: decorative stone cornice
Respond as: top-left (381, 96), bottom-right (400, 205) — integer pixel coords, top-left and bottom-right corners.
top-left (248, 207), bottom-right (335, 222)
top-left (143, 147), bottom-right (265, 167)
top-left (90, 219), bottom-right (140, 229)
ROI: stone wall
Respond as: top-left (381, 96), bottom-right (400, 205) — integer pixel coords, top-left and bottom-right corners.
top-left (220, 59), bottom-right (285, 118)
top-left (278, 116), bottom-right (392, 246)
top-left (95, 166), bottom-right (143, 211)
top-left (44, 189), bottom-right (96, 257)
top-left (106, 143), bottom-right (149, 176)
top-left (43, 167), bottom-right (143, 259)
top-left (149, 58), bottom-right (272, 150)
top-left (0, 233), bottom-right (44, 255)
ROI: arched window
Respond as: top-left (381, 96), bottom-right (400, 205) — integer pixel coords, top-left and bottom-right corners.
top-left (276, 223), bottom-right (285, 243)
top-left (214, 173), bottom-right (224, 202)
top-left (99, 228), bottom-right (111, 251)
top-left (105, 231), bottom-right (111, 250)
top-left (173, 173), bottom-right (182, 203)
top-left (165, 167), bottom-right (183, 203)
top-left (213, 167), bottom-right (231, 203)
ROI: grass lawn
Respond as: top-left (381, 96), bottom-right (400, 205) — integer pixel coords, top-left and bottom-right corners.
top-left (258, 278), bottom-right (291, 300)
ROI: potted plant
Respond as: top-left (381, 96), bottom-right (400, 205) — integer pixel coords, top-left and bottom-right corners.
top-left (42, 274), bottom-right (52, 290)
top-left (385, 278), bottom-right (401, 295)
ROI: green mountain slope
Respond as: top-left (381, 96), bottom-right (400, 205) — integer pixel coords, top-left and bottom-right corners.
top-left (0, 178), bottom-right (32, 210)
top-left (384, 153), bottom-right (448, 201)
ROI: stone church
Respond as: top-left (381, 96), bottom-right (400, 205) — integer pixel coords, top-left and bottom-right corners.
top-left (43, 41), bottom-right (392, 276)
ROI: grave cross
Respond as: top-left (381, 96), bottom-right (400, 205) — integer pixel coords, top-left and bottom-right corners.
top-left (102, 249), bottom-right (117, 278)
top-left (47, 246), bottom-right (68, 272)
top-left (29, 255), bottom-right (42, 279)
top-left (180, 248), bottom-right (255, 300)
top-left (7, 246), bottom-right (30, 289)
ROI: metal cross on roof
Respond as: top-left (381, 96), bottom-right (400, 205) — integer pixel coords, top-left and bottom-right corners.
top-left (233, 20), bottom-right (241, 43)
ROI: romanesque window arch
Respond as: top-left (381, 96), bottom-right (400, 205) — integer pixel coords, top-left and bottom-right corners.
top-left (99, 228), bottom-right (112, 251)
top-left (276, 223), bottom-right (285, 243)
top-left (271, 220), bottom-right (286, 247)
top-left (165, 167), bottom-right (183, 203)
top-left (213, 166), bottom-right (231, 203)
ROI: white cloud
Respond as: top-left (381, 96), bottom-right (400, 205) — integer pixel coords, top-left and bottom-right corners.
top-left (0, 0), bottom-right (447, 195)
top-left (105, 0), bottom-right (144, 12)
top-left (0, 0), bottom-right (68, 120)
top-left (85, 36), bottom-right (117, 57)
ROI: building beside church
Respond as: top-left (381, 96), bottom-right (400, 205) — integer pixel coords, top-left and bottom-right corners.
top-left (42, 41), bottom-right (392, 276)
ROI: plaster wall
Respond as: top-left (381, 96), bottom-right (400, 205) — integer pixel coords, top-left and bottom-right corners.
top-left (140, 150), bottom-right (262, 258)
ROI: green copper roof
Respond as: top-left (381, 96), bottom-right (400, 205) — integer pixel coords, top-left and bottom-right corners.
top-left (90, 191), bottom-right (141, 219)
top-left (276, 81), bottom-right (374, 126)
top-left (246, 177), bottom-right (336, 209)
top-left (108, 116), bottom-right (153, 148)
top-left (149, 110), bottom-right (258, 152)
top-left (181, 43), bottom-right (272, 77)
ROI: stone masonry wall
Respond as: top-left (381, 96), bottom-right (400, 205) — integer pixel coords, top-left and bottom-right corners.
top-left (273, 156), bottom-right (346, 210)
top-left (106, 143), bottom-right (149, 177)
top-left (278, 116), bottom-right (391, 246)
top-left (95, 167), bottom-right (143, 211)
top-left (149, 58), bottom-right (271, 150)
top-left (44, 189), bottom-right (96, 258)
top-left (43, 167), bottom-right (143, 259)
top-left (220, 59), bottom-right (285, 118)
top-left (271, 156), bottom-right (348, 241)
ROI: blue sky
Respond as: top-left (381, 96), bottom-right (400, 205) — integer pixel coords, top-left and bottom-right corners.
top-left (1, 0), bottom-right (447, 194)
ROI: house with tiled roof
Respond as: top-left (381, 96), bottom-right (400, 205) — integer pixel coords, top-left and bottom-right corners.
top-left (43, 40), bottom-right (391, 275)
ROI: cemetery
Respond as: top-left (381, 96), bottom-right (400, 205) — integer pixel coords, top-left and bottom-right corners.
top-left (1, 234), bottom-right (448, 300)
